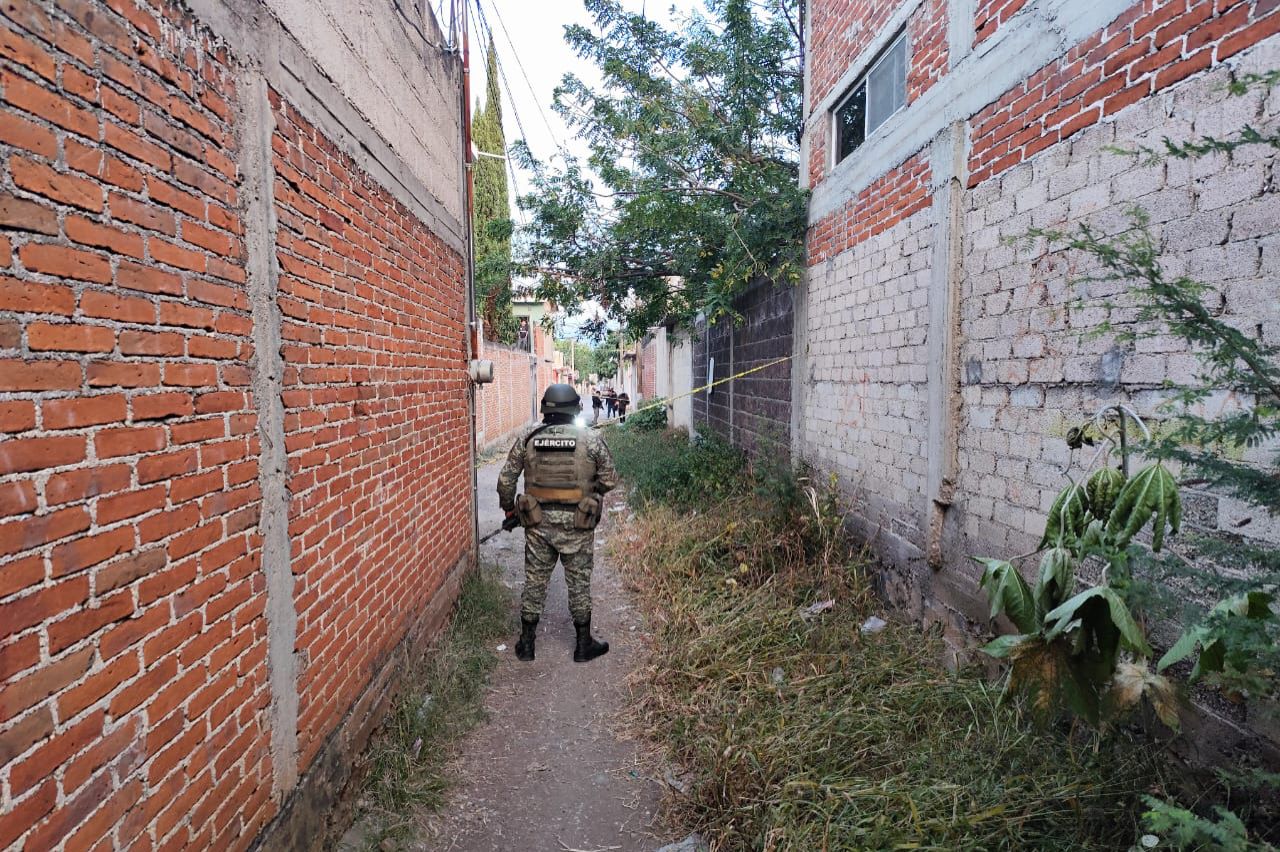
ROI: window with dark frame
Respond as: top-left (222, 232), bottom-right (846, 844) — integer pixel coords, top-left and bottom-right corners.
top-left (833, 31), bottom-right (907, 164)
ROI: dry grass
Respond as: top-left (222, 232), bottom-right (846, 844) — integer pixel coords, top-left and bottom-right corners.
top-left (608, 431), bottom-right (1160, 851)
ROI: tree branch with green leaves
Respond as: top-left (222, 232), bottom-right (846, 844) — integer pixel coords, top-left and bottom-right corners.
top-left (515, 0), bottom-right (806, 336)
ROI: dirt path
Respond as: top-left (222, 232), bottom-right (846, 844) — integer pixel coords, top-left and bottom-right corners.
top-left (419, 459), bottom-right (666, 851)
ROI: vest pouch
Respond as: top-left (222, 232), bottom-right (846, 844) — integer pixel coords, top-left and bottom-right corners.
top-left (517, 493), bottom-right (543, 527)
top-left (574, 495), bottom-right (602, 530)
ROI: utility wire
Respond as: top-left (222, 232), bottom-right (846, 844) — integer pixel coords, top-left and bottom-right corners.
top-left (466, 0), bottom-right (528, 226)
top-left (506, 151), bottom-right (528, 227)
top-left (433, 0), bottom-right (458, 50)
top-left (391, 0), bottom-right (444, 50)
top-left (469, 0), bottom-right (533, 155)
top-left (477, 0), bottom-right (564, 151)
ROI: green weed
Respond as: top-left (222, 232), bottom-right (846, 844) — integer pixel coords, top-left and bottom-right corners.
top-left (625, 397), bottom-right (671, 431)
top-left (611, 430), bottom-right (1160, 850)
top-left (606, 426), bottom-right (748, 509)
top-left (351, 566), bottom-right (511, 848)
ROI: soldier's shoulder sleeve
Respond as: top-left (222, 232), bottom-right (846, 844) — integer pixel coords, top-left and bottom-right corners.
top-left (586, 430), bottom-right (619, 495)
top-left (497, 429), bottom-right (531, 511)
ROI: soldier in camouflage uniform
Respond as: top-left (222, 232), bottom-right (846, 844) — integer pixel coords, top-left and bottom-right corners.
top-left (498, 384), bottom-right (619, 662)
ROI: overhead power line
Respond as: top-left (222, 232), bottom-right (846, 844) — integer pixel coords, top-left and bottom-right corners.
top-left (477, 0), bottom-right (563, 151)
top-left (468, 0), bottom-right (531, 150)
top-left (466, 0), bottom-right (529, 225)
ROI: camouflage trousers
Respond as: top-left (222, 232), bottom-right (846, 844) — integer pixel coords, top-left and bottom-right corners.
top-left (521, 518), bottom-right (595, 622)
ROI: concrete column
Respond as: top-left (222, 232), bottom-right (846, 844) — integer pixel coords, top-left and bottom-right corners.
top-left (529, 350), bottom-right (538, 422)
top-left (799, 0), bottom-right (813, 190)
top-left (655, 327), bottom-right (670, 399)
top-left (924, 122), bottom-right (967, 568)
top-left (671, 329), bottom-right (693, 431)
top-left (790, 274), bottom-right (810, 465)
top-left (237, 65), bottom-right (299, 796)
top-left (728, 321), bottom-right (736, 444)
top-left (948, 0), bottom-right (977, 68)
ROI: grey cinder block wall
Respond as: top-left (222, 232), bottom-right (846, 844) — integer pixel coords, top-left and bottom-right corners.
top-left (796, 0), bottom-right (1279, 758)
top-left (691, 279), bottom-right (796, 455)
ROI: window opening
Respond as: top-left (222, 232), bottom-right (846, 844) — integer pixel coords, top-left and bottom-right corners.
top-left (833, 31), bottom-right (907, 164)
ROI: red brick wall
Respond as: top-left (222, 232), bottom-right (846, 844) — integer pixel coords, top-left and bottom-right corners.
top-left (807, 153), bottom-right (931, 263)
top-left (476, 328), bottom-right (559, 451)
top-left (807, 0), bottom-right (897, 190)
top-left (0, 3), bottom-right (275, 849)
top-left (909, 0), bottom-right (949, 103)
top-left (807, 123), bottom-right (825, 190)
top-left (807, 1), bottom-right (948, 189)
top-left (809, 0), bottom-right (902, 108)
top-left (532, 325), bottom-right (555, 400)
top-left (0, 1), bottom-right (469, 849)
top-left (639, 338), bottom-right (657, 400)
top-left (968, 0), bottom-right (1280, 187)
top-left (270, 94), bottom-right (471, 769)
top-left (974, 0), bottom-right (1031, 44)
top-left (476, 343), bottom-right (534, 450)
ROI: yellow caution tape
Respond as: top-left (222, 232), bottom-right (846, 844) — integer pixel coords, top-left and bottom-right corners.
top-left (588, 353), bottom-right (793, 429)
top-left (476, 353), bottom-right (793, 470)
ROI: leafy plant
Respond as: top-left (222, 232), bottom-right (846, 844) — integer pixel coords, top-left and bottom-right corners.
top-left (988, 69), bottom-right (1280, 848)
top-left (1111, 662), bottom-right (1180, 729)
top-left (606, 426), bottom-right (747, 508)
top-left (1040, 481), bottom-right (1090, 550)
top-left (1107, 464), bottom-right (1182, 552)
top-left (1139, 796), bottom-right (1261, 852)
top-left (1157, 591), bottom-right (1278, 696)
top-left (623, 396), bottom-right (668, 431)
top-left (977, 558), bottom-right (1038, 633)
top-left (977, 416), bottom-right (1181, 726)
top-left (1087, 466), bottom-right (1127, 522)
top-left (1035, 547), bottom-right (1076, 617)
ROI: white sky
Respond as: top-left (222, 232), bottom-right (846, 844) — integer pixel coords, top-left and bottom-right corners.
top-left (463, 0), bottom-right (701, 338)
top-left (470, 1), bottom-right (695, 204)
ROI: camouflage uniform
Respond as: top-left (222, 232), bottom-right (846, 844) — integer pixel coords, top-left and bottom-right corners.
top-left (497, 423), bottom-right (618, 622)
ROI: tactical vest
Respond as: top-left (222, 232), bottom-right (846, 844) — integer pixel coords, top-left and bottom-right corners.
top-left (524, 425), bottom-right (595, 504)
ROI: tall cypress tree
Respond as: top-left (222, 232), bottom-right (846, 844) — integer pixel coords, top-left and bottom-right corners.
top-left (472, 40), bottom-right (516, 342)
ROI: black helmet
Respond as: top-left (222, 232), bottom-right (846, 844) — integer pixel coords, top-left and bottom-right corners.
top-left (541, 383), bottom-right (581, 415)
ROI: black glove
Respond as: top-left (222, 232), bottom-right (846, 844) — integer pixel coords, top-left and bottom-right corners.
top-left (502, 510), bottom-right (521, 532)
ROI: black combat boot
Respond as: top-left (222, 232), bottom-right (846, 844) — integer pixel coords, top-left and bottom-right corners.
top-left (515, 617), bottom-right (538, 661)
top-left (573, 617), bottom-right (609, 663)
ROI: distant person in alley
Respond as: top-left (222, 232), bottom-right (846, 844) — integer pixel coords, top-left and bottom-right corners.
top-left (498, 384), bottom-right (619, 662)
